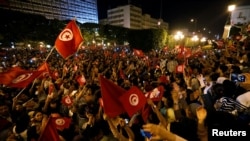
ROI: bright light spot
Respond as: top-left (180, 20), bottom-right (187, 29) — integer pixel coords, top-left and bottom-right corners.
top-left (228, 5), bottom-right (236, 12)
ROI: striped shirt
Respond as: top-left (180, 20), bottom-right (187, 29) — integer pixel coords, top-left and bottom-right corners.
top-left (215, 97), bottom-right (247, 113)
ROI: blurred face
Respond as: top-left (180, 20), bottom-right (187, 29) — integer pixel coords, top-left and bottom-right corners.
top-left (0, 105), bottom-right (9, 117)
top-left (15, 104), bottom-right (23, 111)
top-left (172, 82), bottom-right (180, 92)
top-left (83, 89), bottom-right (95, 103)
top-left (34, 112), bottom-right (43, 122)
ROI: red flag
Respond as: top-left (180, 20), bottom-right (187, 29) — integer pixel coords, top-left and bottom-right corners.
top-left (175, 64), bottom-right (184, 73)
top-left (37, 62), bottom-right (51, 79)
top-left (119, 86), bottom-right (147, 117)
top-left (0, 67), bottom-right (24, 85)
top-left (76, 74), bottom-right (86, 86)
top-left (61, 95), bottom-right (73, 107)
top-left (8, 71), bottom-right (43, 88)
top-left (2, 68), bottom-right (44, 88)
top-left (38, 117), bottom-right (60, 141)
top-left (55, 20), bottom-right (84, 59)
top-left (99, 75), bottom-right (126, 118)
top-left (133, 49), bottom-right (144, 57)
top-left (51, 117), bottom-right (71, 131)
top-left (141, 104), bottom-right (151, 123)
top-left (51, 70), bottom-right (59, 80)
top-left (145, 86), bottom-right (164, 102)
top-left (119, 69), bottom-right (126, 79)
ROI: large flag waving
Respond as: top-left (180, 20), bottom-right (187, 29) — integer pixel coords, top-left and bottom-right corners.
top-left (38, 117), bottom-right (60, 141)
top-left (7, 70), bottom-right (44, 88)
top-left (99, 75), bottom-right (126, 118)
top-left (37, 62), bottom-right (51, 79)
top-left (55, 20), bottom-right (84, 59)
top-left (0, 67), bottom-right (24, 85)
top-left (0, 67), bottom-right (44, 88)
top-left (119, 86), bottom-right (147, 117)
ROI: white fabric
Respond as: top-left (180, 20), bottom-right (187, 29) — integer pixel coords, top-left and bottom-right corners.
top-left (236, 91), bottom-right (250, 107)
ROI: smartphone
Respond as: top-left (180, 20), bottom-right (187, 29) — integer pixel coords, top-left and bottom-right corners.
top-left (140, 129), bottom-right (152, 139)
top-left (230, 73), bottom-right (246, 82)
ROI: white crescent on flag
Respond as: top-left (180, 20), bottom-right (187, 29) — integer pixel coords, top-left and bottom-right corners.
top-left (12, 73), bottom-right (33, 83)
top-left (129, 94), bottom-right (139, 106)
top-left (58, 29), bottom-right (73, 41)
top-left (55, 118), bottom-right (65, 126)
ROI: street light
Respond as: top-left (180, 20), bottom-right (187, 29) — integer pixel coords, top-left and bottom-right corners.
top-left (228, 4), bottom-right (236, 12)
top-left (222, 4), bottom-right (236, 39)
top-left (174, 31), bottom-right (184, 40)
top-left (174, 31), bottom-right (185, 46)
top-left (190, 18), bottom-right (197, 33)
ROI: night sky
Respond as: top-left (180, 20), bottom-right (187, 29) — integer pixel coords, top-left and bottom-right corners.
top-left (97, 0), bottom-right (250, 37)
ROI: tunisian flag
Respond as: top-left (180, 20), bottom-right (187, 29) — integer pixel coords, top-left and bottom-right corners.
top-left (37, 62), bottom-right (51, 79)
top-left (51, 117), bottom-right (72, 131)
top-left (55, 20), bottom-right (84, 59)
top-left (7, 70), bottom-right (44, 88)
top-left (0, 67), bottom-right (44, 88)
top-left (99, 75), bottom-right (126, 118)
top-left (0, 67), bottom-right (24, 85)
top-left (119, 86), bottom-right (147, 117)
top-left (38, 117), bottom-right (60, 141)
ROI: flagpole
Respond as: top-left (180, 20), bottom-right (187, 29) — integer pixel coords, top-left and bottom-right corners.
top-left (15, 87), bottom-right (26, 98)
top-left (45, 47), bottom-right (55, 62)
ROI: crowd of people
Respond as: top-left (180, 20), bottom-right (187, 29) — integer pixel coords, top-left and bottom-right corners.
top-left (0, 43), bottom-right (250, 141)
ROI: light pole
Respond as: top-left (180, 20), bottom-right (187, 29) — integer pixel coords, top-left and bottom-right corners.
top-left (190, 18), bottom-right (197, 34)
top-left (222, 4), bottom-right (235, 39)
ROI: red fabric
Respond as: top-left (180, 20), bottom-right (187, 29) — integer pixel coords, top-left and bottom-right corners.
top-left (0, 67), bottom-right (24, 85)
top-left (51, 70), bottom-right (59, 80)
top-left (0, 67), bottom-right (44, 88)
top-left (159, 75), bottom-right (169, 84)
top-left (99, 75), bottom-right (126, 118)
top-left (55, 20), bottom-right (84, 59)
top-left (76, 75), bottom-right (86, 86)
top-left (119, 69), bottom-right (126, 79)
top-left (175, 64), bottom-right (184, 73)
top-left (141, 104), bottom-right (151, 123)
top-left (177, 46), bottom-right (191, 59)
top-left (133, 49), bottom-right (144, 57)
top-left (145, 86), bottom-right (164, 102)
top-left (37, 62), bottom-right (51, 79)
top-left (51, 117), bottom-right (71, 131)
top-left (61, 95), bottom-right (73, 107)
top-left (119, 86), bottom-right (147, 117)
top-left (38, 117), bottom-right (60, 141)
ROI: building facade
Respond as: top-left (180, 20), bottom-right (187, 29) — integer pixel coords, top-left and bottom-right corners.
top-left (0, 0), bottom-right (98, 24)
top-left (100, 4), bottom-right (168, 30)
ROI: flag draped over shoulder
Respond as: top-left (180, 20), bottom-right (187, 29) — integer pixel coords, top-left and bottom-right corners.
top-left (55, 20), bottom-right (84, 59)
top-left (99, 75), bottom-right (126, 118)
top-left (119, 86), bottom-right (147, 117)
top-left (0, 67), bottom-right (44, 88)
top-left (38, 117), bottom-right (60, 141)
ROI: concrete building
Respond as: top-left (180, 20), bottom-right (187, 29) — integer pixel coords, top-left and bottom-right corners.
top-left (100, 4), bottom-right (168, 30)
top-left (0, 0), bottom-right (98, 24)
